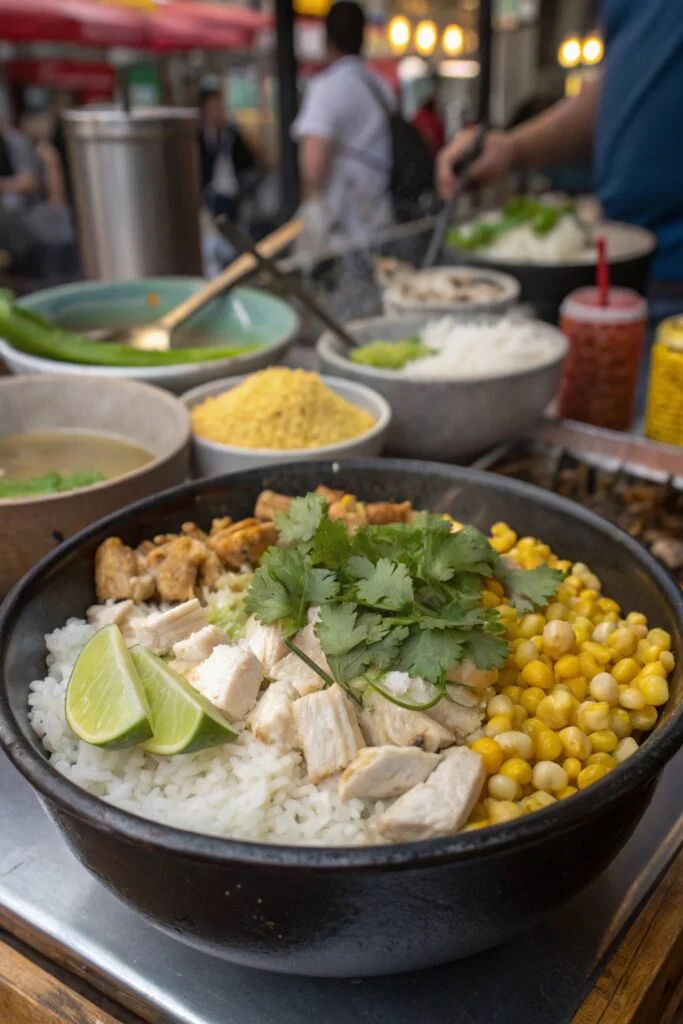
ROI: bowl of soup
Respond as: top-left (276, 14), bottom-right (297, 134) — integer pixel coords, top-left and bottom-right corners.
top-left (0, 375), bottom-right (190, 597)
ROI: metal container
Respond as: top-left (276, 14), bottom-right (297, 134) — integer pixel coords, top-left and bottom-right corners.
top-left (1, 461), bottom-right (682, 976)
top-left (63, 108), bottom-right (202, 280)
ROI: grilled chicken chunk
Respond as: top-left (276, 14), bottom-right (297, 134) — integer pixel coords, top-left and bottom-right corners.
top-left (426, 699), bottom-right (484, 740)
top-left (293, 685), bottom-right (364, 784)
top-left (86, 599), bottom-right (134, 632)
top-left (243, 617), bottom-right (288, 676)
top-left (360, 693), bottom-right (455, 752)
top-left (145, 536), bottom-right (208, 603)
top-left (272, 612), bottom-right (329, 696)
top-left (133, 599), bottom-right (209, 656)
top-left (365, 501), bottom-right (414, 525)
top-left (95, 538), bottom-right (154, 602)
top-left (249, 679), bottom-right (299, 747)
top-left (170, 625), bottom-right (226, 673)
top-left (254, 490), bottom-right (294, 521)
top-left (188, 644), bottom-right (264, 720)
top-left (208, 518), bottom-right (278, 570)
top-left (378, 747), bottom-right (486, 842)
top-left (339, 746), bottom-right (441, 802)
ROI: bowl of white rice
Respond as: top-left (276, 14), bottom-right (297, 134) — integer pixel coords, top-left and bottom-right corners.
top-left (317, 313), bottom-right (568, 461)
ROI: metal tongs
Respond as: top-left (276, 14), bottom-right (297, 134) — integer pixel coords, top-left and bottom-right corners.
top-left (216, 217), bottom-right (361, 351)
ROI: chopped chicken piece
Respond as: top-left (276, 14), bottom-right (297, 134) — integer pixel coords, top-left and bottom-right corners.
top-left (365, 501), bottom-right (414, 525)
top-left (446, 659), bottom-right (497, 690)
top-left (378, 747), bottom-right (486, 842)
top-left (199, 549), bottom-right (223, 591)
top-left (86, 600), bottom-right (134, 632)
top-left (293, 685), bottom-right (364, 783)
top-left (427, 699), bottom-right (484, 739)
top-left (254, 490), bottom-right (293, 521)
top-left (339, 746), bottom-right (441, 802)
top-left (188, 644), bottom-right (263, 720)
top-left (211, 516), bottom-right (233, 533)
top-left (327, 494), bottom-right (366, 528)
top-left (446, 683), bottom-right (489, 708)
top-left (243, 617), bottom-right (288, 676)
top-left (209, 519), bottom-right (278, 570)
top-left (95, 538), bottom-right (155, 602)
top-left (133, 599), bottom-right (209, 655)
top-left (272, 616), bottom-right (329, 696)
top-left (314, 485), bottom-right (345, 503)
top-left (145, 536), bottom-right (207, 603)
top-left (360, 693), bottom-right (455, 752)
top-left (181, 522), bottom-right (209, 543)
top-left (249, 680), bottom-right (299, 747)
top-left (171, 625), bottom-right (226, 670)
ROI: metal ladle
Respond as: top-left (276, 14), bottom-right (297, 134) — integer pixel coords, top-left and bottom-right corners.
top-left (92, 218), bottom-right (304, 351)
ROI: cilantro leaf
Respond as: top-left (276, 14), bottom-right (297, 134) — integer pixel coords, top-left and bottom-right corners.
top-left (245, 547), bottom-right (338, 637)
top-left (354, 558), bottom-right (414, 610)
top-left (244, 569), bottom-right (293, 628)
top-left (421, 525), bottom-right (498, 583)
top-left (275, 493), bottom-right (326, 546)
top-left (397, 627), bottom-right (464, 684)
top-left (315, 603), bottom-right (380, 655)
top-left (460, 631), bottom-right (509, 670)
top-left (311, 514), bottom-right (351, 569)
top-left (366, 625), bottom-right (410, 670)
top-left (496, 562), bottom-right (564, 613)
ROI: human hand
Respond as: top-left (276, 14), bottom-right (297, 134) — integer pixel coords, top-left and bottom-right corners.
top-left (436, 127), bottom-right (517, 200)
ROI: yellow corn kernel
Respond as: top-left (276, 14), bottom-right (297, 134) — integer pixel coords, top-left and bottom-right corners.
top-left (564, 675), bottom-right (588, 702)
top-left (512, 704), bottom-right (528, 728)
top-left (462, 820), bottom-right (490, 831)
top-left (485, 714), bottom-right (513, 737)
top-left (488, 774), bottom-right (519, 801)
top-left (620, 687), bottom-right (647, 711)
top-left (555, 654), bottom-right (580, 680)
top-left (514, 640), bottom-right (539, 670)
top-left (630, 706), bottom-right (658, 731)
top-left (608, 627), bottom-right (637, 658)
top-left (648, 627), bottom-right (671, 651)
top-left (586, 752), bottom-right (616, 770)
top-left (562, 756), bottom-right (582, 780)
top-left (554, 559), bottom-right (572, 574)
top-left (470, 737), bottom-right (504, 775)
top-left (589, 728), bottom-right (618, 753)
top-left (598, 597), bottom-right (621, 615)
top-left (481, 590), bottom-right (499, 608)
top-left (637, 639), bottom-right (662, 664)
top-left (564, 574), bottom-right (583, 593)
top-left (542, 620), bottom-right (576, 659)
top-left (520, 687), bottom-right (545, 716)
top-left (615, 737), bottom-right (639, 762)
top-left (637, 662), bottom-right (666, 680)
top-left (577, 764), bottom-right (609, 789)
top-left (581, 588), bottom-right (600, 603)
top-left (660, 651), bottom-right (675, 673)
top-left (491, 521), bottom-right (512, 536)
top-left (579, 651), bottom-right (600, 681)
top-left (637, 675), bottom-right (669, 706)
top-left (610, 707), bottom-right (633, 739)
top-left (577, 701), bottom-right (611, 733)
top-left (490, 533), bottom-right (516, 554)
top-left (521, 660), bottom-right (554, 690)
top-left (519, 791), bottom-right (557, 814)
top-left (469, 801), bottom-right (488, 822)
top-left (558, 785), bottom-right (578, 799)
top-left (592, 621), bottom-right (617, 644)
top-left (536, 692), bottom-right (574, 730)
top-left (589, 672), bottom-right (620, 705)
top-left (626, 611), bottom-right (647, 627)
top-left (582, 642), bottom-right (612, 666)
top-left (532, 636), bottom-right (545, 653)
top-left (572, 598), bottom-right (596, 619)
top-left (612, 658), bottom-right (639, 685)
top-left (495, 730), bottom-right (534, 760)
top-left (501, 685), bottom-right (522, 703)
top-left (519, 613), bottom-right (546, 638)
top-left (487, 799), bottom-right (523, 823)
top-left (545, 602), bottom-right (569, 621)
top-left (500, 758), bottom-right (533, 786)
top-left (559, 725), bottom-right (592, 760)
top-left (532, 760), bottom-right (568, 793)
top-left (534, 728), bottom-right (564, 762)
top-left (487, 694), bottom-right (515, 719)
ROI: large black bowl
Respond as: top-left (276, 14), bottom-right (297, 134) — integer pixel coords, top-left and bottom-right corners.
top-left (1, 461), bottom-right (682, 977)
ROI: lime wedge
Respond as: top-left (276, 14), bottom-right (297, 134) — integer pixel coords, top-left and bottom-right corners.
top-left (130, 647), bottom-right (239, 755)
top-left (66, 624), bottom-right (152, 749)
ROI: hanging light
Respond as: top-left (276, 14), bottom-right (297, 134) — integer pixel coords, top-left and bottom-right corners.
top-left (415, 19), bottom-right (438, 56)
top-left (582, 34), bottom-right (604, 64)
top-left (387, 15), bottom-right (411, 53)
top-left (442, 24), bottom-right (464, 56)
top-left (558, 36), bottom-right (582, 68)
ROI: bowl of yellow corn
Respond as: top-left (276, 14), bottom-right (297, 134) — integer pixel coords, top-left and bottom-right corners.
top-left (182, 367), bottom-right (391, 476)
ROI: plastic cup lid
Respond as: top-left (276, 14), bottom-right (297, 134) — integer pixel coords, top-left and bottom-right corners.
top-left (560, 286), bottom-right (648, 325)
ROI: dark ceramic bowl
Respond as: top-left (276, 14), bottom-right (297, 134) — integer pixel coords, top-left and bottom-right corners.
top-left (1, 461), bottom-right (682, 977)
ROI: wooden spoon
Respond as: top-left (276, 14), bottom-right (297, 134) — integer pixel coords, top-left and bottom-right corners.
top-left (93, 218), bottom-right (303, 352)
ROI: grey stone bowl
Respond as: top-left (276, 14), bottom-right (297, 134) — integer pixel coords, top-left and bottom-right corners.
top-left (317, 314), bottom-right (568, 461)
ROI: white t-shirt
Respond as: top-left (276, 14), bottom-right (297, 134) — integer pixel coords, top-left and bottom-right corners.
top-left (292, 56), bottom-right (395, 241)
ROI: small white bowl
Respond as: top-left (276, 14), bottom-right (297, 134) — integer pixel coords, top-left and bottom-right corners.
top-left (382, 265), bottom-right (520, 317)
top-left (181, 374), bottom-right (392, 477)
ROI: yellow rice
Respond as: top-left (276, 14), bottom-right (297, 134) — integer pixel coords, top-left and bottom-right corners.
top-left (191, 368), bottom-right (375, 450)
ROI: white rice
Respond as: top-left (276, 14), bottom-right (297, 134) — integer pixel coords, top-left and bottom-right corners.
top-left (483, 216), bottom-right (587, 262)
top-left (401, 316), bottom-right (559, 379)
top-left (28, 619), bottom-right (386, 845)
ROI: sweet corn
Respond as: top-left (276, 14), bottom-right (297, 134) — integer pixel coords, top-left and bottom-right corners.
top-left (488, 774), bottom-right (519, 801)
top-left (612, 658), bottom-right (640, 685)
top-left (589, 672), bottom-right (620, 705)
top-left (485, 714), bottom-right (513, 737)
top-left (577, 701), bottom-right (611, 733)
top-left (502, 685), bottom-right (523, 703)
top-left (562, 757), bottom-right (582, 780)
top-left (500, 758), bottom-right (532, 786)
top-left (481, 590), bottom-right (499, 609)
top-left (608, 627), bottom-right (637, 658)
top-left (579, 651), bottom-right (600, 680)
top-left (542, 620), bottom-right (575, 659)
top-left (532, 760), bottom-right (569, 793)
top-left (490, 530), bottom-right (517, 553)
top-left (637, 675), bottom-right (669, 706)
top-left (519, 614), bottom-right (546, 638)
top-left (592, 621), bottom-right (617, 644)
top-left (619, 687), bottom-right (647, 711)
top-left (470, 737), bottom-right (504, 775)
top-left (583, 642), bottom-right (612, 666)
top-left (637, 639), bottom-right (662, 664)
top-left (462, 820), bottom-right (490, 831)
top-left (615, 737), bottom-right (639, 762)
top-left (545, 602), bottom-right (569, 621)
top-left (648, 627), bottom-right (671, 651)
top-left (577, 764), bottom-right (609, 789)
top-left (586, 752), bottom-right (616, 770)
top-left (534, 728), bottom-right (563, 762)
top-left (630, 706), bottom-right (658, 731)
top-left (598, 597), bottom-right (621, 614)
top-left (610, 707), bottom-right (633, 739)
top-left (558, 785), bottom-right (579, 799)
top-left (564, 675), bottom-right (588, 701)
top-left (536, 692), bottom-right (574, 730)
top-left (495, 730), bottom-right (534, 760)
top-left (520, 687), bottom-right (545, 715)
top-left (487, 694), bottom-right (515, 718)
top-left (555, 654), bottom-right (581, 679)
top-left (559, 725), bottom-right (592, 760)
top-left (589, 729), bottom-right (619, 753)
top-left (626, 611), bottom-right (647, 627)
top-left (660, 651), bottom-right (675, 673)
top-left (519, 791), bottom-right (556, 814)
top-left (636, 662), bottom-right (666, 679)
top-left (486, 800), bottom-right (522, 823)
top-left (521, 660), bottom-right (554, 690)
top-left (514, 640), bottom-right (539, 669)
top-left (512, 704), bottom-right (528, 728)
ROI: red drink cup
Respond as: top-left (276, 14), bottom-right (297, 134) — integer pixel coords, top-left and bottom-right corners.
top-left (558, 287), bottom-right (648, 431)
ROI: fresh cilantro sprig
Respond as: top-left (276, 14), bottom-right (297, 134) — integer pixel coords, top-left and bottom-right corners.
top-left (246, 495), bottom-right (564, 708)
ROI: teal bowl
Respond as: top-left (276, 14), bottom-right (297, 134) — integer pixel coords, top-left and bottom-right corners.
top-left (0, 278), bottom-right (300, 394)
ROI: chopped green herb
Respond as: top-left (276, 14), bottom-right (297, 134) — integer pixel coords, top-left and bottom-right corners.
top-left (0, 470), bottom-right (105, 499)
top-left (350, 337), bottom-right (435, 371)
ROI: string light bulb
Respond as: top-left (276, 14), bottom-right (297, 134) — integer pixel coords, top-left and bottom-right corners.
top-left (387, 15), bottom-right (411, 53)
top-left (442, 24), bottom-right (464, 56)
top-left (582, 35), bottom-right (604, 64)
top-left (415, 19), bottom-right (438, 56)
top-left (558, 36), bottom-right (581, 68)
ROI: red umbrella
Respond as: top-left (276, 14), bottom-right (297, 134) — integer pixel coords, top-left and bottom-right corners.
top-left (145, 7), bottom-right (247, 50)
top-left (163, 1), bottom-right (271, 34)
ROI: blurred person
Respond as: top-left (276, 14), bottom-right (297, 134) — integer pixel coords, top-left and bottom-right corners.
top-left (291, 0), bottom-right (395, 245)
top-left (198, 87), bottom-right (261, 223)
top-left (413, 75), bottom-right (445, 156)
top-left (0, 121), bottom-right (39, 214)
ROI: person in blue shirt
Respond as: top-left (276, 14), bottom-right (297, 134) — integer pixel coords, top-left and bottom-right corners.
top-left (437, 0), bottom-right (683, 314)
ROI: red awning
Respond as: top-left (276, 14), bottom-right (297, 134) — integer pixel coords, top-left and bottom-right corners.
top-left (0, 0), bottom-right (257, 50)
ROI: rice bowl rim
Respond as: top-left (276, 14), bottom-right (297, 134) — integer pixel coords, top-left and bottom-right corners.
top-left (0, 459), bottom-right (681, 870)
top-left (181, 374), bottom-right (392, 456)
top-left (317, 318), bottom-right (569, 384)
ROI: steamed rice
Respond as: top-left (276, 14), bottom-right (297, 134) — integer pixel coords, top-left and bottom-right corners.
top-left (28, 618), bottom-right (385, 845)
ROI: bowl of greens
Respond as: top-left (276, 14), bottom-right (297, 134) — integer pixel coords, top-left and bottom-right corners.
top-left (0, 279), bottom-right (300, 394)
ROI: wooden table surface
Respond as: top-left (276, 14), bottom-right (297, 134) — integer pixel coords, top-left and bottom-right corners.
top-left (0, 849), bottom-right (681, 1024)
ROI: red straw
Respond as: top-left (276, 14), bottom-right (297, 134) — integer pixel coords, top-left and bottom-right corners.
top-left (596, 235), bottom-right (610, 307)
